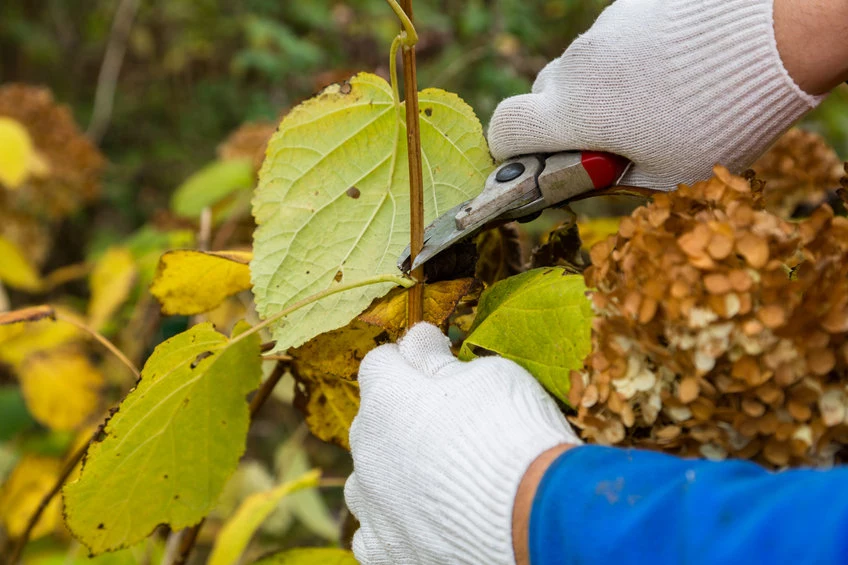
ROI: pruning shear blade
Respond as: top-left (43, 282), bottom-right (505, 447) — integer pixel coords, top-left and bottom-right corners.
top-left (397, 151), bottom-right (630, 274)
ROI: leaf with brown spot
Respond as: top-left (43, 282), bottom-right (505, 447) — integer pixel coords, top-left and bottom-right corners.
top-left (290, 320), bottom-right (390, 450)
top-left (358, 278), bottom-right (476, 340)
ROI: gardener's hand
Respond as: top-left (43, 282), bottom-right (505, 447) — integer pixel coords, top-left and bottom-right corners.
top-left (488, 0), bottom-right (828, 190)
top-left (345, 322), bottom-right (581, 565)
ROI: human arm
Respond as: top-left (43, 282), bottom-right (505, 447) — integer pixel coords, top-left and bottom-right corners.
top-left (518, 444), bottom-right (848, 565)
top-left (512, 444), bottom-right (574, 565)
top-left (774, 0), bottom-right (848, 94)
top-left (488, 0), bottom-right (846, 190)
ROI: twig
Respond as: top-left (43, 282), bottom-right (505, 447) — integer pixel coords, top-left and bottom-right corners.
top-left (318, 477), bottom-right (348, 489)
top-left (86, 0), bottom-right (142, 143)
top-left (248, 360), bottom-right (289, 418)
top-left (262, 354), bottom-right (293, 362)
top-left (55, 312), bottom-right (141, 379)
top-left (197, 208), bottom-right (212, 252)
top-left (171, 360), bottom-right (289, 565)
top-left (398, 0), bottom-right (425, 326)
top-left (7, 434), bottom-right (95, 564)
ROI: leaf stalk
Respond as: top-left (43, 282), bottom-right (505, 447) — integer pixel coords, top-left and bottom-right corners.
top-left (230, 273), bottom-right (413, 348)
top-left (56, 312), bottom-right (141, 378)
top-left (383, 0), bottom-right (418, 46)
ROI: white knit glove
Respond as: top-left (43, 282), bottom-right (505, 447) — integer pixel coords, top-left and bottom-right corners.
top-left (488, 0), bottom-right (825, 190)
top-left (345, 323), bottom-right (581, 565)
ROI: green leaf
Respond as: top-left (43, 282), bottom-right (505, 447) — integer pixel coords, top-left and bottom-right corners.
top-left (122, 225), bottom-right (196, 286)
top-left (208, 470), bottom-right (321, 565)
top-left (0, 234), bottom-right (42, 291)
top-left (251, 72), bottom-right (494, 352)
top-left (0, 387), bottom-right (35, 442)
top-left (251, 548), bottom-right (358, 565)
top-left (63, 322), bottom-right (262, 554)
top-left (171, 159), bottom-right (254, 218)
top-left (459, 268), bottom-right (593, 403)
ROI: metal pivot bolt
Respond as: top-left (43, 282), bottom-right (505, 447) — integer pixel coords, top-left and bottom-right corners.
top-left (495, 162), bottom-right (526, 183)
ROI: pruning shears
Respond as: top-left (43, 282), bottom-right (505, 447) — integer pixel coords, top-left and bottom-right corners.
top-left (398, 151), bottom-right (631, 273)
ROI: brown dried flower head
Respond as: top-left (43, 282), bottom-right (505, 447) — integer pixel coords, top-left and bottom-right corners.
top-left (0, 84), bottom-right (105, 219)
top-left (753, 128), bottom-right (844, 217)
top-left (573, 165), bottom-right (848, 469)
top-left (0, 84), bottom-right (106, 264)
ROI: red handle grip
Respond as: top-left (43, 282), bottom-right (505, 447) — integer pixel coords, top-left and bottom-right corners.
top-left (581, 151), bottom-right (630, 189)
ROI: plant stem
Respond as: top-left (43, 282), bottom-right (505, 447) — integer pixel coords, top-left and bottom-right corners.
top-left (55, 312), bottom-right (141, 379)
top-left (7, 434), bottom-right (94, 564)
top-left (229, 273), bottom-right (413, 348)
top-left (172, 360), bottom-right (290, 565)
top-left (248, 360), bottom-right (289, 418)
top-left (262, 354), bottom-right (293, 362)
top-left (318, 477), bottom-right (348, 489)
top-left (398, 0), bottom-right (425, 326)
top-left (383, 0), bottom-right (418, 45)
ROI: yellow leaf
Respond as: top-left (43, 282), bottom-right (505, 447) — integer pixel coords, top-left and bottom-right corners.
top-left (0, 116), bottom-right (48, 189)
top-left (290, 320), bottom-right (389, 450)
top-left (0, 455), bottom-right (62, 539)
top-left (358, 278), bottom-right (477, 340)
top-left (150, 250), bottom-right (253, 316)
top-left (19, 347), bottom-right (105, 431)
top-left (579, 217), bottom-right (622, 250)
top-left (88, 247), bottom-right (137, 331)
top-left (208, 470), bottom-right (321, 565)
top-left (0, 307), bottom-right (83, 368)
top-left (0, 235), bottom-right (42, 291)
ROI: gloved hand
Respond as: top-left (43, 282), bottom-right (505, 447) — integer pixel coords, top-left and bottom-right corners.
top-left (345, 323), bottom-right (581, 565)
top-left (487, 0), bottom-right (825, 190)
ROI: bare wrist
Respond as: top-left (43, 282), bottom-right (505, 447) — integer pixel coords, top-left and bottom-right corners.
top-left (774, 0), bottom-right (848, 94)
top-left (512, 444), bottom-right (578, 565)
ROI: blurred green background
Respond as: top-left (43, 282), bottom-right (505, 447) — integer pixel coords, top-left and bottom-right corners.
top-left (2, 0), bottom-right (845, 235)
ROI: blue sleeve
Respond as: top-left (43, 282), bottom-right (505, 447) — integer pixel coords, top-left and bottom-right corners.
top-left (530, 445), bottom-right (848, 565)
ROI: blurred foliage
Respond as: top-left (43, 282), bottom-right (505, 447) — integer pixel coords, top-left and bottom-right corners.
top-left (1, 0), bottom-right (845, 243)
top-left (0, 0), bottom-right (611, 235)
top-left (0, 1), bottom-right (846, 562)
